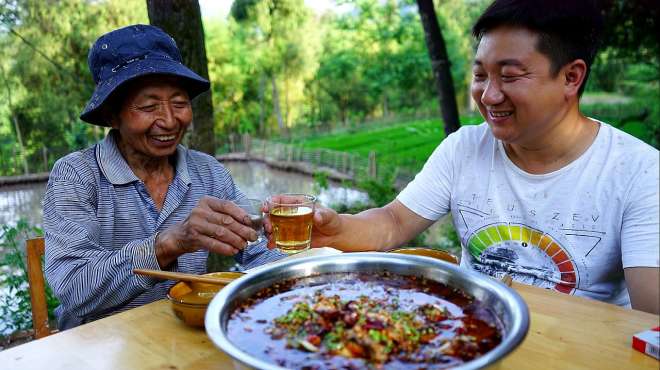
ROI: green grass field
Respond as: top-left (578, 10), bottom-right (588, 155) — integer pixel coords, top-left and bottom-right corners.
top-left (289, 109), bottom-right (654, 172)
top-left (292, 116), bottom-right (484, 170)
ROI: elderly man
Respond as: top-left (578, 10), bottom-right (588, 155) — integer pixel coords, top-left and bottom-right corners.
top-left (268, 0), bottom-right (659, 314)
top-left (44, 25), bottom-right (284, 330)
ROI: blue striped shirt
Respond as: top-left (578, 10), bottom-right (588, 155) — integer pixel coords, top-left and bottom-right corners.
top-left (43, 130), bottom-right (284, 330)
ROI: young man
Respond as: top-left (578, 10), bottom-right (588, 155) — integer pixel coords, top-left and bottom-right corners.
top-left (268, 0), bottom-right (659, 314)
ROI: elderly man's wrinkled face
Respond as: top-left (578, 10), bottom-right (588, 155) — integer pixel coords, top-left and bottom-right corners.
top-left (112, 76), bottom-right (192, 160)
top-left (471, 26), bottom-right (569, 146)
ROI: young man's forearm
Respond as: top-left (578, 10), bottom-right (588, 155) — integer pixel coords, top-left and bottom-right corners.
top-left (329, 201), bottom-right (434, 252)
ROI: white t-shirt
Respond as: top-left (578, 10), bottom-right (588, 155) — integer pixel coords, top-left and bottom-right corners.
top-left (398, 121), bottom-right (659, 307)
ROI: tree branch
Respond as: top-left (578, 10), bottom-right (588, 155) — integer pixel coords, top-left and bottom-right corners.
top-left (9, 28), bottom-right (66, 71)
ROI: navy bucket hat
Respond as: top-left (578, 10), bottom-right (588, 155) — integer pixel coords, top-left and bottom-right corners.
top-left (80, 24), bottom-right (210, 126)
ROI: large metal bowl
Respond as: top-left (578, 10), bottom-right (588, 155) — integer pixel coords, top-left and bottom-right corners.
top-left (206, 253), bottom-right (529, 370)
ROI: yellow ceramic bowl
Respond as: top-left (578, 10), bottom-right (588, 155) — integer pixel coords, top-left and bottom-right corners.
top-left (167, 271), bottom-right (244, 328)
top-left (388, 247), bottom-right (459, 264)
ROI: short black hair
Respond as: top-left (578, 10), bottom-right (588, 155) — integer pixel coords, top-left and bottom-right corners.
top-left (472, 0), bottom-right (604, 95)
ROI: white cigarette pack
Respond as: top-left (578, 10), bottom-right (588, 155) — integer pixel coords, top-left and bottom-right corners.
top-left (632, 327), bottom-right (660, 360)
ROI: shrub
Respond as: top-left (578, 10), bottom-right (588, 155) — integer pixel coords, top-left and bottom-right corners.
top-left (0, 220), bottom-right (58, 335)
top-left (321, 174), bottom-right (460, 253)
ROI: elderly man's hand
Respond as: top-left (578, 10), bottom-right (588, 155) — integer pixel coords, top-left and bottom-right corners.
top-left (155, 196), bottom-right (257, 267)
top-left (263, 200), bottom-right (343, 250)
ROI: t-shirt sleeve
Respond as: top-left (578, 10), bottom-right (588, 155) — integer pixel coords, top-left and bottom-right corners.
top-left (397, 129), bottom-right (461, 221)
top-left (621, 155), bottom-right (660, 268)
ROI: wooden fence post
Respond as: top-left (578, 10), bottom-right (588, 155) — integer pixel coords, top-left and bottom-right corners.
top-left (243, 134), bottom-right (251, 158)
top-left (12, 146), bottom-right (17, 174)
top-left (42, 147), bottom-right (48, 172)
top-left (342, 152), bottom-right (348, 174)
top-left (368, 151), bottom-right (377, 178)
top-left (229, 134), bottom-right (236, 153)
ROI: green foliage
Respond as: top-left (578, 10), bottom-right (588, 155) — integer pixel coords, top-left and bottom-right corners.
top-left (357, 176), bottom-right (397, 208)
top-left (0, 220), bottom-right (57, 335)
top-left (0, 0), bottom-right (148, 176)
top-left (327, 173), bottom-right (445, 250)
top-left (585, 50), bottom-right (659, 149)
top-left (312, 171), bottom-right (330, 194)
top-left (600, 0), bottom-right (658, 65)
top-left (289, 116), bottom-right (482, 174)
top-left (218, 0), bottom-right (320, 136)
top-left (310, 0), bottom-right (440, 125)
top-left (206, 0), bottom-right (483, 141)
top-left (435, 0), bottom-right (489, 107)
top-left (0, 0), bottom-right (657, 176)
top-left (432, 218), bottom-right (461, 256)
top-left (583, 0), bottom-right (659, 149)
top-left (299, 119), bottom-right (443, 170)
top-left (356, 167), bottom-right (427, 247)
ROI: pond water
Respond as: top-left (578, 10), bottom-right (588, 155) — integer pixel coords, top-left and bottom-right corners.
top-left (0, 184), bottom-right (46, 229)
top-left (0, 161), bottom-right (368, 229)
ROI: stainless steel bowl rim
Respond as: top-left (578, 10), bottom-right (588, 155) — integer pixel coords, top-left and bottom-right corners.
top-left (206, 252), bottom-right (529, 370)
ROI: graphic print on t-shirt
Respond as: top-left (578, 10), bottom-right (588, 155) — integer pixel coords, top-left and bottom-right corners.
top-left (455, 190), bottom-right (614, 297)
top-left (466, 222), bottom-right (578, 294)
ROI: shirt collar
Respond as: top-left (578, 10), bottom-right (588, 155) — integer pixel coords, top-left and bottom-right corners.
top-left (96, 130), bottom-right (191, 186)
top-left (174, 143), bottom-right (191, 185)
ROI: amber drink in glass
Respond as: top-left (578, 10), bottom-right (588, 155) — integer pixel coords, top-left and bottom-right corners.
top-left (268, 194), bottom-right (316, 254)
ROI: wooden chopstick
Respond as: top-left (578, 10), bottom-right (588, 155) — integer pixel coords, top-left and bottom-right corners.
top-left (133, 268), bottom-right (238, 285)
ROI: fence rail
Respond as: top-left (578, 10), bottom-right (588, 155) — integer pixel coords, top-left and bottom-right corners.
top-left (219, 134), bottom-right (419, 186)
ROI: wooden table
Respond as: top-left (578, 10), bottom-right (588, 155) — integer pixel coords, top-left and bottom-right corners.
top-left (1, 283), bottom-right (657, 370)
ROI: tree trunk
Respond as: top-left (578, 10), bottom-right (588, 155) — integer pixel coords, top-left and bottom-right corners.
top-left (146, 0), bottom-right (216, 155)
top-left (11, 115), bottom-right (28, 174)
top-left (416, 0), bottom-right (460, 135)
top-left (258, 73), bottom-right (265, 136)
top-left (284, 76), bottom-right (290, 129)
top-left (0, 63), bottom-right (29, 174)
top-left (271, 76), bottom-right (286, 136)
top-left (340, 105), bottom-right (347, 127)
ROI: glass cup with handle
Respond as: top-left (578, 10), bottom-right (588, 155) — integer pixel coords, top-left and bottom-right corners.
top-left (233, 198), bottom-right (265, 247)
top-left (267, 193), bottom-right (316, 254)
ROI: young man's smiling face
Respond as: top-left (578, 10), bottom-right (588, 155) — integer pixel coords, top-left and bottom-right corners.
top-left (471, 26), bottom-right (572, 147)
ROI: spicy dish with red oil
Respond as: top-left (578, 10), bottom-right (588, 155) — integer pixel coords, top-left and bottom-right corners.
top-left (227, 272), bottom-right (502, 369)
top-left (206, 254), bottom-right (528, 370)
